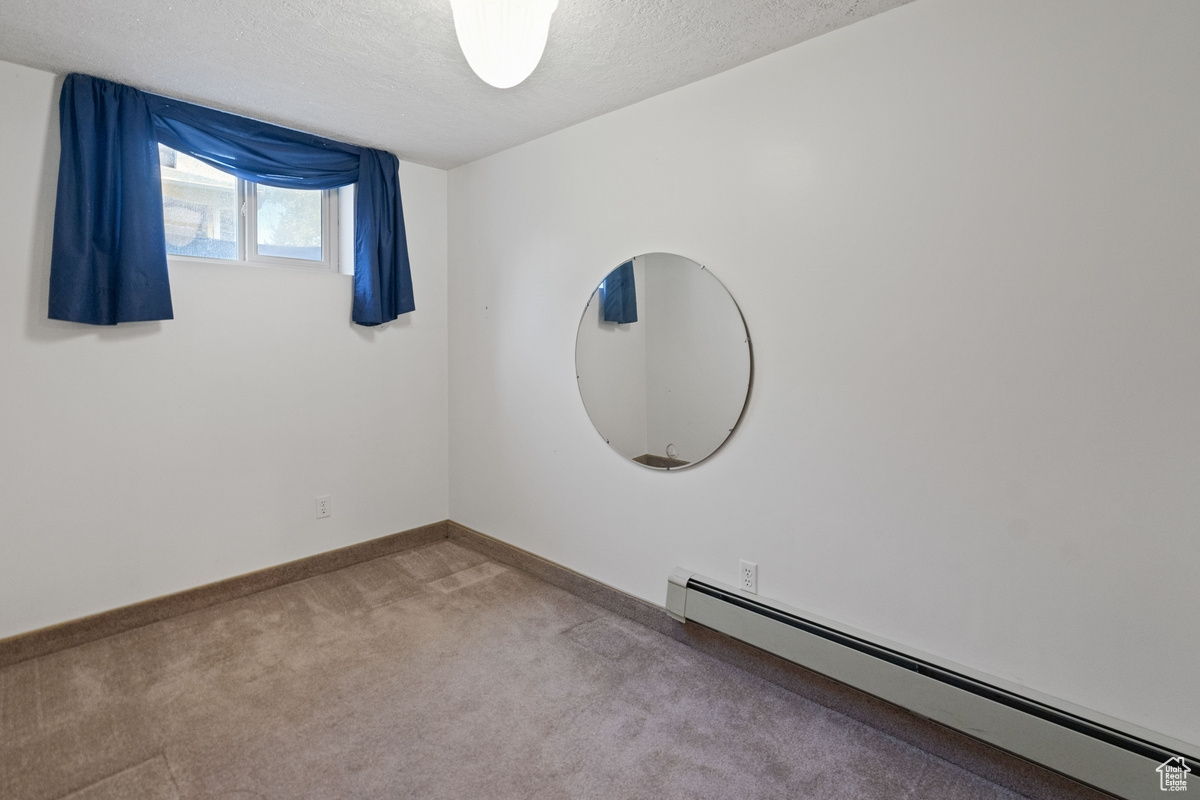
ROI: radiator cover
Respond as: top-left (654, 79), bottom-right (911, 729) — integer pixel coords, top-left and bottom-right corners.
top-left (666, 568), bottom-right (1196, 800)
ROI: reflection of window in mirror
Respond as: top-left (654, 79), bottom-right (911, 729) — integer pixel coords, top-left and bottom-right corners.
top-left (601, 259), bottom-right (637, 324)
top-left (576, 253), bottom-right (751, 470)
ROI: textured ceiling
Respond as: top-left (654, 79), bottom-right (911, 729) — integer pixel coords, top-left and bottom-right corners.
top-left (0, 0), bottom-right (913, 169)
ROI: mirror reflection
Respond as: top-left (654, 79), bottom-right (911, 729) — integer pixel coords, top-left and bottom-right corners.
top-left (575, 253), bottom-right (751, 470)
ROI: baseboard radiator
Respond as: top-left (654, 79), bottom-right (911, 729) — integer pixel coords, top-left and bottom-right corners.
top-left (666, 569), bottom-right (1196, 800)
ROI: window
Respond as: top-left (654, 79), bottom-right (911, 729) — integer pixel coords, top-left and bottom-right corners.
top-left (159, 145), bottom-right (353, 273)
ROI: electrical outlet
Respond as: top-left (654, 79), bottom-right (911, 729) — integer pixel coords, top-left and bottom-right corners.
top-left (740, 560), bottom-right (758, 594)
top-left (316, 495), bottom-right (332, 519)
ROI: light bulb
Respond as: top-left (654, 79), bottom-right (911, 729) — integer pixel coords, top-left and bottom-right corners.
top-left (450, 0), bottom-right (559, 89)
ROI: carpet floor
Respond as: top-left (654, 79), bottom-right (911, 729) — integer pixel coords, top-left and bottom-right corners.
top-left (2, 539), bottom-right (1032, 799)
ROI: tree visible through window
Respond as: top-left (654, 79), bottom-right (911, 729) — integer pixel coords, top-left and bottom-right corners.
top-left (256, 185), bottom-right (322, 261)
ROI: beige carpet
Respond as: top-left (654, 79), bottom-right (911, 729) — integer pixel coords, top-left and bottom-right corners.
top-left (2, 539), bottom-right (1030, 799)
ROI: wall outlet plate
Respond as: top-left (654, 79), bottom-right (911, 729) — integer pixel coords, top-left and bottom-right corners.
top-left (316, 495), bottom-right (332, 519)
top-left (740, 560), bottom-right (758, 594)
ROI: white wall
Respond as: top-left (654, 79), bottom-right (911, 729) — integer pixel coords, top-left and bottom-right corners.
top-left (449, 0), bottom-right (1200, 748)
top-left (0, 61), bottom-right (449, 638)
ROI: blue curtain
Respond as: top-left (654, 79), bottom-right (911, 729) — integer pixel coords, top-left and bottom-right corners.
top-left (602, 260), bottom-right (637, 324)
top-left (49, 76), bottom-right (173, 324)
top-left (49, 73), bottom-right (414, 326)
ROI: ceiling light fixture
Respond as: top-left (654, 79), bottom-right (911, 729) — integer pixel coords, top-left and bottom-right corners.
top-left (450, 0), bottom-right (559, 89)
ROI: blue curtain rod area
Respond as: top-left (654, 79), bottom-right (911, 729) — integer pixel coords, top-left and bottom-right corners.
top-left (49, 73), bottom-right (415, 327)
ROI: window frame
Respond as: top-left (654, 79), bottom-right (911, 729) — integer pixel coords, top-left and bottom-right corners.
top-left (159, 145), bottom-right (352, 275)
top-left (244, 181), bottom-right (341, 272)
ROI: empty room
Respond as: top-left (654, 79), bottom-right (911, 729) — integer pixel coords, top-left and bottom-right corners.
top-left (0, 1), bottom-right (1196, 798)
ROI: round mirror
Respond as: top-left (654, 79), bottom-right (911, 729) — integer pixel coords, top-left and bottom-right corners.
top-left (575, 253), bottom-right (751, 470)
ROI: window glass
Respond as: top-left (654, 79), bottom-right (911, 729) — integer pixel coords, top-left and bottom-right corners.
top-left (255, 185), bottom-right (323, 261)
top-left (158, 145), bottom-right (238, 260)
top-left (158, 145), bottom-right (345, 271)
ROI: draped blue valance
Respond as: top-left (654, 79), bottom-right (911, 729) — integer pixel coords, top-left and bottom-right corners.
top-left (602, 260), bottom-right (637, 324)
top-left (49, 73), bottom-right (414, 326)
